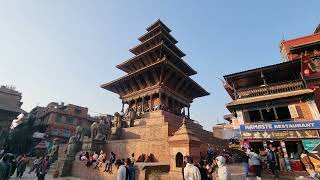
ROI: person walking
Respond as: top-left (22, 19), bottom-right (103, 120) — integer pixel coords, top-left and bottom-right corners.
top-left (241, 148), bottom-right (249, 180)
top-left (301, 150), bottom-right (318, 179)
top-left (267, 145), bottom-right (279, 179)
top-left (215, 156), bottom-right (231, 180)
top-left (8, 154), bottom-right (16, 177)
top-left (16, 154), bottom-right (29, 178)
top-left (28, 156), bottom-right (41, 174)
top-left (248, 149), bottom-right (262, 180)
top-left (277, 146), bottom-right (286, 172)
top-left (182, 156), bottom-right (187, 180)
top-left (0, 154), bottom-right (11, 180)
top-left (115, 159), bottom-right (127, 180)
top-left (183, 156), bottom-right (201, 180)
top-left (37, 156), bottom-right (49, 180)
top-left (197, 160), bottom-right (208, 180)
top-left (205, 160), bottom-right (216, 180)
top-left (126, 158), bottom-right (136, 180)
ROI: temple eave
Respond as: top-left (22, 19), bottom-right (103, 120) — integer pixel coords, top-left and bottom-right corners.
top-left (102, 59), bottom-right (165, 90)
top-left (116, 43), bottom-right (163, 70)
top-left (102, 60), bottom-right (209, 101)
top-left (138, 26), bottom-right (178, 44)
top-left (165, 60), bottom-right (209, 96)
top-left (129, 32), bottom-right (186, 57)
top-left (146, 19), bottom-right (171, 32)
top-left (117, 42), bottom-right (196, 76)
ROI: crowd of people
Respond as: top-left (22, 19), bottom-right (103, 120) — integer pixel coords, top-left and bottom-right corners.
top-left (182, 155), bottom-right (231, 180)
top-left (2, 144), bottom-right (319, 180)
top-left (79, 150), bottom-right (136, 180)
top-left (80, 148), bottom-right (233, 180)
top-left (241, 144), bottom-right (319, 180)
top-left (0, 153), bottom-right (50, 180)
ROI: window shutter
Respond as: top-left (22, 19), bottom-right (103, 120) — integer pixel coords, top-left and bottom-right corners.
top-left (295, 105), bottom-right (304, 118)
top-left (288, 105), bottom-right (299, 118)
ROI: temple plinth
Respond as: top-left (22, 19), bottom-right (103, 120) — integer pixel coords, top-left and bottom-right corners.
top-left (101, 19), bottom-right (209, 118)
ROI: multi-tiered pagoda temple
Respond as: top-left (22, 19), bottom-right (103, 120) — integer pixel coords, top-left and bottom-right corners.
top-left (86, 20), bottom-right (227, 179)
top-left (101, 20), bottom-right (209, 118)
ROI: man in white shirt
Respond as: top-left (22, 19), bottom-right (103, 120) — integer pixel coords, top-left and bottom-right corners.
top-left (183, 156), bottom-right (201, 180)
top-left (115, 159), bottom-right (127, 180)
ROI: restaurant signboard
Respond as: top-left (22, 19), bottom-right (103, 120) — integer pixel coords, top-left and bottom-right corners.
top-left (240, 120), bottom-right (320, 132)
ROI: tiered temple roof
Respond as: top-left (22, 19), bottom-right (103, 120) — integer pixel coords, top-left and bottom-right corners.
top-left (101, 20), bottom-right (209, 116)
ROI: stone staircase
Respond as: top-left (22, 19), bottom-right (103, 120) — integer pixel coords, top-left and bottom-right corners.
top-left (71, 160), bottom-right (117, 180)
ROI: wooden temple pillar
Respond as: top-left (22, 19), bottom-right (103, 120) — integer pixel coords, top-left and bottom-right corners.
top-left (166, 95), bottom-right (169, 109)
top-left (121, 101), bottom-right (125, 113)
top-left (150, 94), bottom-right (154, 111)
top-left (172, 98), bottom-right (175, 114)
top-left (142, 96), bottom-right (145, 112)
top-left (135, 99), bottom-right (138, 111)
top-left (187, 105), bottom-right (190, 119)
top-left (159, 92), bottom-right (162, 109)
top-left (178, 102), bottom-right (181, 115)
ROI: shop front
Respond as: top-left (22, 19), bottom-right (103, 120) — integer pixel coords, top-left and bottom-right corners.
top-left (240, 120), bottom-right (320, 172)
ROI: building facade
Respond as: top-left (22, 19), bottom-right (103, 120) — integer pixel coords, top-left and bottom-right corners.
top-left (0, 85), bottom-right (25, 131)
top-left (280, 24), bottom-right (320, 62)
top-left (33, 102), bottom-right (101, 143)
top-left (0, 85), bottom-right (25, 149)
top-left (223, 25), bottom-right (320, 172)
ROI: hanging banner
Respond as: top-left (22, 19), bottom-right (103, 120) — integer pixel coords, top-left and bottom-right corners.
top-left (302, 140), bottom-right (320, 172)
top-left (302, 140), bottom-right (320, 152)
top-left (241, 130), bottom-right (319, 140)
top-left (240, 120), bottom-right (320, 132)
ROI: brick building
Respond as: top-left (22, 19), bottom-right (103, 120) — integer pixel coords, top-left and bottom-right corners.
top-left (33, 102), bottom-right (105, 143)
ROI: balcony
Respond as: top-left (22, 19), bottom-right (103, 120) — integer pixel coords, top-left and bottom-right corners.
top-left (236, 80), bottom-right (305, 99)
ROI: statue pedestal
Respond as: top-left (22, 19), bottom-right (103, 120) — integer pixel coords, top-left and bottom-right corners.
top-left (82, 139), bottom-right (106, 154)
top-left (111, 127), bottom-right (122, 140)
top-left (58, 157), bottom-right (70, 177)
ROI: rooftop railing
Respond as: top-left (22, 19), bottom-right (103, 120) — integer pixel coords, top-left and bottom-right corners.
top-left (237, 80), bottom-right (305, 99)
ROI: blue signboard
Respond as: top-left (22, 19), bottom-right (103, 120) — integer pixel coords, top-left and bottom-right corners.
top-left (240, 120), bottom-right (320, 132)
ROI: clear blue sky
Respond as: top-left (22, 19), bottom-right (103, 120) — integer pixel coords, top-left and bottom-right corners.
top-left (0, 1), bottom-right (319, 130)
